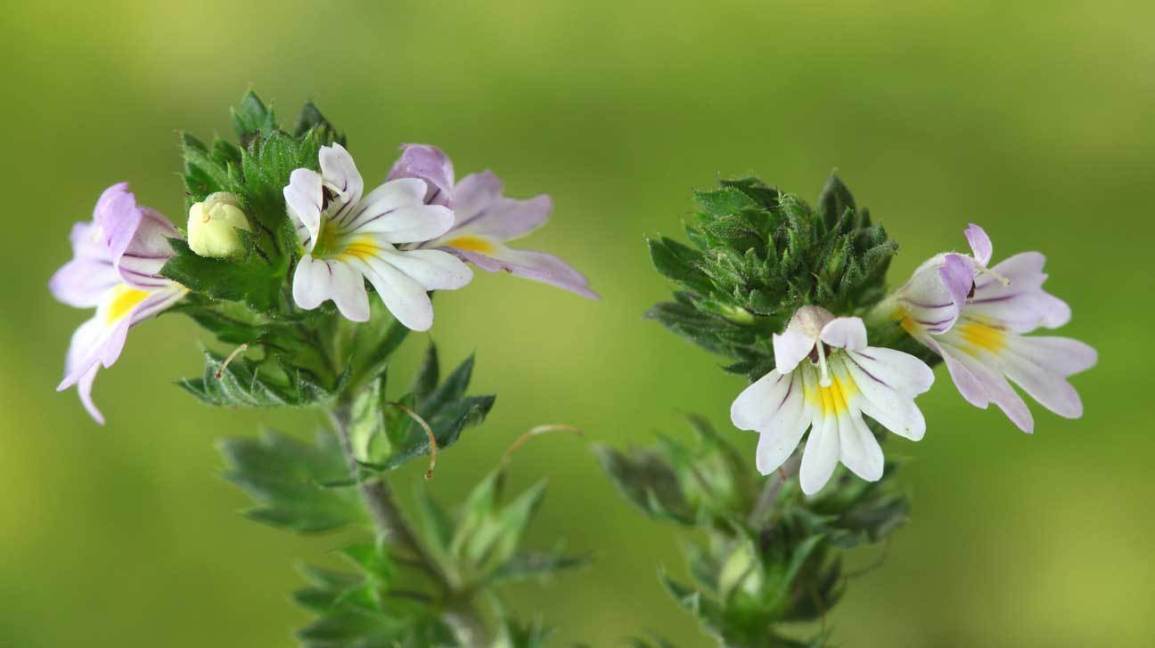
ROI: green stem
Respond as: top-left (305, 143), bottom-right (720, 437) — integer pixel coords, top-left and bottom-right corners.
top-left (329, 397), bottom-right (490, 646)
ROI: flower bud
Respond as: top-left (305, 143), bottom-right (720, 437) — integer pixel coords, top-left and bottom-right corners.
top-left (187, 192), bottom-right (250, 258)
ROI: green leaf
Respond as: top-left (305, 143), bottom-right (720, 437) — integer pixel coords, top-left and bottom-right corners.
top-left (218, 429), bottom-right (362, 533)
top-left (488, 550), bottom-right (591, 585)
top-left (180, 348), bottom-right (331, 408)
top-left (231, 90), bottom-right (278, 144)
top-left (161, 238), bottom-right (286, 313)
top-left (595, 444), bottom-right (695, 525)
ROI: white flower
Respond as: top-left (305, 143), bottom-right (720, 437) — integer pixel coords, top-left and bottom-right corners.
top-left (283, 144), bottom-right (472, 330)
top-left (730, 306), bottom-right (934, 495)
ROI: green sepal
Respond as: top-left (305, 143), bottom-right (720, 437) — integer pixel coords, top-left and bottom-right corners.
top-left (180, 348), bottom-right (332, 408)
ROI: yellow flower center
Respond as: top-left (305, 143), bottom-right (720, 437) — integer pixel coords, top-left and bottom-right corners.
top-left (105, 285), bottom-right (150, 323)
top-left (956, 320), bottom-right (1007, 353)
top-left (805, 373), bottom-right (857, 417)
top-left (446, 235), bottom-right (496, 254)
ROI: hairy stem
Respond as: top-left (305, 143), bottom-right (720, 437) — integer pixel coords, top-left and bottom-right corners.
top-left (747, 453), bottom-right (803, 526)
top-left (330, 399), bottom-right (490, 646)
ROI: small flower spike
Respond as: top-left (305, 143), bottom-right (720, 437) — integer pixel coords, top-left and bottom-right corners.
top-left (49, 183), bottom-right (187, 423)
top-left (283, 143), bottom-right (473, 330)
top-left (892, 224), bottom-right (1097, 432)
top-left (388, 144), bottom-right (597, 299)
top-left (731, 306), bottom-right (934, 495)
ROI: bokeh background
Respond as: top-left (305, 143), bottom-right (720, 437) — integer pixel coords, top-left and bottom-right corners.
top-left (2, 1), bottom-right (1152, 646)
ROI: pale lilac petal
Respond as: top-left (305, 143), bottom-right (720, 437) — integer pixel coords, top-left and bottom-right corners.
top-left (939, 253), bottom-right (974, 313)
top-left (386, 144), bottom-right (454, 207)
top-left (375, 249), bottom-right (472, 291)
top-left (997, 344), bottom-right (1084, 419)
top-left (452, 245), bottom-right (598, 299)
top-left (58, 316), bottom-right (109, 391)
top-left (354, 204), bottom-right (455, 245)
top-left (75, 365), bottom-right (104, 425)
top-left (319, 143), bottom-right (364, 207)
top-left (284, 168), bottom-right (324, 248)
top-left (934, 337), bottom-right (1035, 433)
top-left (116, 207), bottom-right (179, 288)
top-left (1007, 336), bottom-right (1097, 376)
top-left (820, 317), bottom-right (867, 351)
top-left (898, 255), bottom-right (964, 334)
top-left (965, 223), bottom-right (992, 265)
top-left (799, 412), bottom-right (839, 496)
top-left (93, 183), bottom-right (142, 266)
top-left (968, 251), bottom-right (1070, 332)
top-left (838, 412), bottom-right (884, 482)
top-left (50, 222), bottom-right (119, 307)
top-left (355, 257), bottom-right (436, 331)
top-left (448, 171), bottom-right (552, 241)
top-left (450, 171), bottom-right (503, 223)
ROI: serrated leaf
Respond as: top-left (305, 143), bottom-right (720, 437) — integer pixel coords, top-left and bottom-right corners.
top-left (218, 429), bottom-right (362, 533)
top-left (181, 349), bottom-right (331, 408)
top-left (595, 445), bottom-right (695, 525)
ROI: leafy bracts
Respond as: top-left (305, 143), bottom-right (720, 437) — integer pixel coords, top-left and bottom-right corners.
top-left (601, 417), bottom-right (907, 647)
top-left (647, 175), bottom-right (904, 378)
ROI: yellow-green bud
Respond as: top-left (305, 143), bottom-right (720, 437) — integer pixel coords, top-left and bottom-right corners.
top-left (187, 192), bottom-right (251, 258)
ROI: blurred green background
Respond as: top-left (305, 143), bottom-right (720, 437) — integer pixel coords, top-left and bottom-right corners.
top-left (2, 1), bottom-right (1152, 645)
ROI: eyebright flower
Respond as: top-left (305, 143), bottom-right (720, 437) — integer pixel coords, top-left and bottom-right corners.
top-left (889, 224), bottom-right (1097, 432)
top-left (187, 192), bottom-right (250, 258)
top-left (387, 144), bottom-right (598, 299)
top-left (283, 143), bottom-right (473, 330)
top-left (49, 183), bottom-right (187, 423)
top-left (730, 306), bottom-right (934, 495)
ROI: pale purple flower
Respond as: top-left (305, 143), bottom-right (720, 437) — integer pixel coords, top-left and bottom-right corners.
top-left (387, 144), bottom-right (598, 299)
top-left (731, 306), bottom-right (934, 495)
top-left (284, 143), bottom-right (472, 331)
top-left (890, 224), bottom-right (1096, 433)
top-left (49, 183), bottom-right (187, 423)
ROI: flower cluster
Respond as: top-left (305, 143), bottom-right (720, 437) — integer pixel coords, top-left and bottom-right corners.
top-left (730, 223), bottom-right (1096, 494)
top-left (51, 108), bottom-right (593, 422)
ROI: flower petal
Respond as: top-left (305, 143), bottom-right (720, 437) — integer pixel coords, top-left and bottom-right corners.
top-left (996, 335), bottom-right (1096, 419)
top-left (899, 255), bottom-right (965, 334)
top-left (76, 365), bottom-right (104, 425)
top-left (847, 347), bottom-right (935, 397)
top-left (967, 252), bottom-right (1071, 332)
top-left (842, 352), bottom-right (929, 441)
top-left (319, 143), bottom-right (364, 208)
top-left (731, 370), bottom-right (791, 431)
top-left (116, 207), bottom-right (179, 288)
top-left (50, 223), bottom-right (119, 308)
top-left (838, 412), bottom-right (884, 482)
top-left (772, 321), bottom-right (817, 375)
top-left (448, 171), bottom-right (552, 241)
top-left (386, 144), bottom-right (454, 207)
top-left (965, 223), bottom-right (993, 265)
top-left (292, 256), bottom-right (371, 322)
top-left (374, 248), bottom-right (472, 291)
top-left (356, 257), bottom-right (436, 331)
top-left (820, 317), bottom-right (867, 351)
top-left (451, 244), bottom-right (598, 299)
top-left (753, 375), bottom-right (809, 474)
top-left (799, 412), bottom-right (840, 496)
top-left (93, 183), bottom-right (142, 267)
top-left (353, 203), bottom-right (455, 244)
top-left (284, 168), bottom-right (324, 248)
top-left (933, 336), bottom-right (1035, 433)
